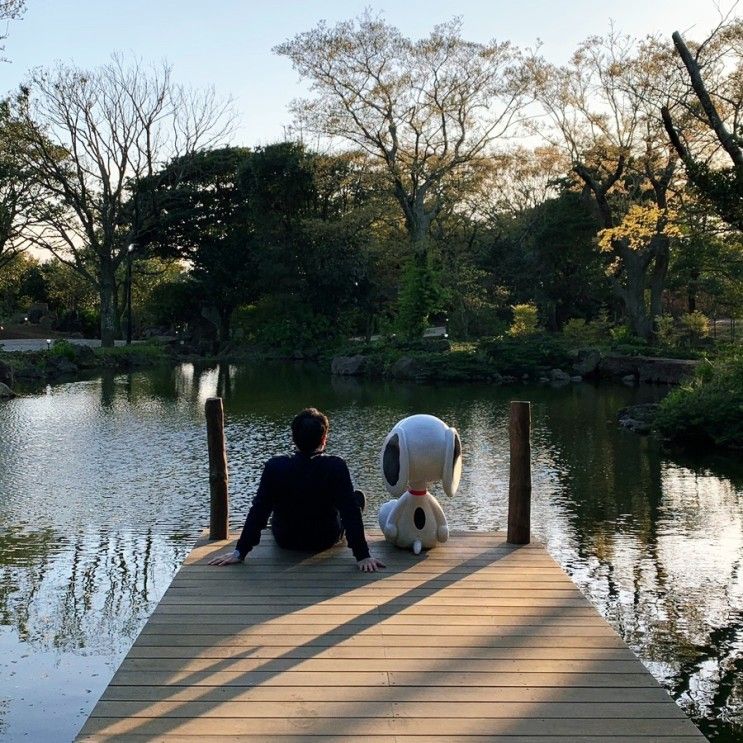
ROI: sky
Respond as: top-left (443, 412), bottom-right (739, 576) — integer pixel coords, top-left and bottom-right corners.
top-left (0, 0), bottom-right (734, 147)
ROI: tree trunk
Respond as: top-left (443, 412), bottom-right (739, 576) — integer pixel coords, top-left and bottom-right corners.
top-left (218, 306), bottom-right (233, 350)
top-left (616, 248), bottom-right (653, 340)
top-left (99, 259), bottom-right (117, 348)
top-left (688, 267), bottom-right (699, 313)
top-left (647, 236), bottom-right (670, 336)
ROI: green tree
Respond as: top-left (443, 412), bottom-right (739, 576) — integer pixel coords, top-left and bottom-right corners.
top-left (241, 143), bottom-right (378, 346)
top-left (136, 146), bottom-right (255, 347)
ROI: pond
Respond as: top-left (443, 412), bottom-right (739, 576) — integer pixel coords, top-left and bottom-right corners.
top-left (0, 362), bottom-right (741, 742)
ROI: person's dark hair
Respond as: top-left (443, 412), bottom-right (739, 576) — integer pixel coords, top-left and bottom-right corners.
top-left (291, 408), bottom-right (329, 454)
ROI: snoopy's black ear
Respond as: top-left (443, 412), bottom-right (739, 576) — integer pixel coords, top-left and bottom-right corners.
top-left (443, 427), bottom-right (462, 497)
top-left (380, 427), bottom-right (409, 497)
top-left (382, 433), bottom-right (400, 486)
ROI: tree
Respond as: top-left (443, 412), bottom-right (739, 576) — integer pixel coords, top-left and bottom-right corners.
top-left (0, 101), bottom-right (44, 272)
top-left (12, 55), bottom-right (233, 345)
top-left (0, 0), bottom-right (25, 61)
top-left (533, 31), bottom-right (684, 339)
top-left (138, 142), bottom-right (385, 349)
top-left (661, 18), bottom-right (743, 231)
top-left (136, 146), bottom-right (254, 346)
top-left (241, 143), bottom-right (381, 347)
top-left (275, 14), bottom-right (528, 334)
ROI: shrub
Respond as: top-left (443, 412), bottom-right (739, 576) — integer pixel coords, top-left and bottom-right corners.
top-left (562, 313), bottom-right (611, 346)
top-left (479, 334), bottom-right (572, 375)
top-left (49, 339), bottom-right (77, 361)
top-left (680, 311), bottom-right (710, 347)
top-left (655, 315), bottom-right (678, 347)
top-left (508, 303), bottom-right (540, 337)
top-left (655, 350), bottom-right (743, 449)
top-left (249, 295), bottom-right (345, 353)
top-left (396, 258), bottom-right (442, 340)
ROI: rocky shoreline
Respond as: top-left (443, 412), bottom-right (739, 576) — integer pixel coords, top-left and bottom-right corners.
top-left (330, 348), bottom-right (700, 386)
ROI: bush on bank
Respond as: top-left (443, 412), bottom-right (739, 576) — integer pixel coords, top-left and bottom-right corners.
top-left (0, 341), bottom-right (169, 385)
top-left (654, 350), bottom-right (743, 449)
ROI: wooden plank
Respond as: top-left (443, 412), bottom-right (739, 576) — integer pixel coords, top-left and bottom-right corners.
top-left (78, 737), bottom-right (701, 743)
top-left (78, 716), bottom-right (700, 736)
top-left (116, 657), bottom-right (648, 674)
top-left (150, 610), bottom-right (603, 624)
top-left (125, 645), bottom-right (637, 661)
top-left (153, 601), bottom-right (593, 611)
top-left (136, 623), bottom-right (620, 636)
top-left (89, 700), bottom-right (691, 720)
top-left (131, 633), bottom-right (629, 649)
top-left (98, 683), bottom-right (678, 704)
top-left (76, 532), bottom-right (704, 742)
top-left (107, 670), bottom-right (660, 687)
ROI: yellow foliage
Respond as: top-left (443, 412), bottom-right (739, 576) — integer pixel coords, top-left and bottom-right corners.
top-left (597, 204), bottom-right (682, 252)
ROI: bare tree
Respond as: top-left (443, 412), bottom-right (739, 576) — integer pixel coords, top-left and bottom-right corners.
top-left (532, 31), bottom-right (684, 339)
top-left (275, 13), bottom-right (529, 257)
top-left (13, 54), bottom-right (234, 345)
top-left (0, 0), bottom-right (25, 61)
top-left (661, 12), bottom-right (743, 231)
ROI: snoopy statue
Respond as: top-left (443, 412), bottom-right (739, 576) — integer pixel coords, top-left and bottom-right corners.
top-left (378, 414), bottom-right (462, 555)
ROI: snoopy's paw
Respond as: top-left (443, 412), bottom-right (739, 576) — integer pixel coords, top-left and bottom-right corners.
top-left (437, 525), bottom-right (449, 542)
top-left (384, 524), bottom-right (398, 541)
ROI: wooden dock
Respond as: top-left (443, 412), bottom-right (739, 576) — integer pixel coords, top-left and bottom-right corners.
top-left (77, 531), bottom-right (705, 741)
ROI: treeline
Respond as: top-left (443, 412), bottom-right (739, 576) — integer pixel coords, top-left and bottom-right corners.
top-left (0, 13), bottom-right (741, 352)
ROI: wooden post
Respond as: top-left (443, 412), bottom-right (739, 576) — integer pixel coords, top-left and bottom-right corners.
top-left (507, 400), bottom-right (531, 545)
top-left (205, 397), bottom-right (228, 540)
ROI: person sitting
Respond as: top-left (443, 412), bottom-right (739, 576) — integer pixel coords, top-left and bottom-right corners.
top-left (209, 407), bottom-right (385, 572)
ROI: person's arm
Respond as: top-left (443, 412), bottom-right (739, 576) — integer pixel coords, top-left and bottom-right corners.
top-left (331, 460), bottom-right (384, 572)
top-left (209, 460), bottom-right (275, 566)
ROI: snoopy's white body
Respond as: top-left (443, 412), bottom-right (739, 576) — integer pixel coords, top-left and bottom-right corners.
top-left (378, 414), bottom-right (462, 554)
top-left (378, 490), bottom-right (449, 554)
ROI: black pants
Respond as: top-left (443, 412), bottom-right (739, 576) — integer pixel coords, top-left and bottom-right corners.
top-left (271, 490), bottom-right (365, 553)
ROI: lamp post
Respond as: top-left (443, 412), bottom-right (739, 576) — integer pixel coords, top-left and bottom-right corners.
top-left (126, 243), bottom-right (135, 345)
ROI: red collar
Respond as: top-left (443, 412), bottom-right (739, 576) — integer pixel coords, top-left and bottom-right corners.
top-left (409, 488), bottom-right (427, 496)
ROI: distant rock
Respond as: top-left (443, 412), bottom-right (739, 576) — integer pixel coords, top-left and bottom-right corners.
top-left (622, 374), bottom-right (636, 386)
top-left (618, 403), bottom-right (660, 434)
top-left (550, 368), bottom-right (571, 384)
top-left (0, 359), bottom-right (13, 388)
top-left (0, 381), bottom-right (15, 398)
top-left (71, 344), bottom-right (97, 368)
top-left (331, 355), bottom-right (367, 376)
top-left (389, 355), bottom-right (426, 381)
top-left (599, 355), bottom-right (699, 384)
top-left (46, 356), bottom-right (78, 375)
top-left (572, 348), bottom-right (602, 377)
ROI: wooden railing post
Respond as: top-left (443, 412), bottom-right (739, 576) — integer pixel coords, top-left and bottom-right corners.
top-left (205, 397), bottom-right (228, 540)
top-left (507, 400), bottom-right (531, 545)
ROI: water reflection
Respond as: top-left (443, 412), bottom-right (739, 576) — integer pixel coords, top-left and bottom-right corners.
top-left (0, 362), bottom-right (741, 740)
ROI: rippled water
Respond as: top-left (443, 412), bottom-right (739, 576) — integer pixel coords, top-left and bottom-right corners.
top-left (0, 362), bottom-right (741, 741)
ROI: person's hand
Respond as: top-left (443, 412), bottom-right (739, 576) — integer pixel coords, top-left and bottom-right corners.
top-left (357, 557), bottom-right (386, 573)
top-left (208, 552), bottom-right (242, 566)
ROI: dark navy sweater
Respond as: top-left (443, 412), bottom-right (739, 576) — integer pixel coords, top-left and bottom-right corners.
top-left (235, 451), bottom-right (370, 561)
